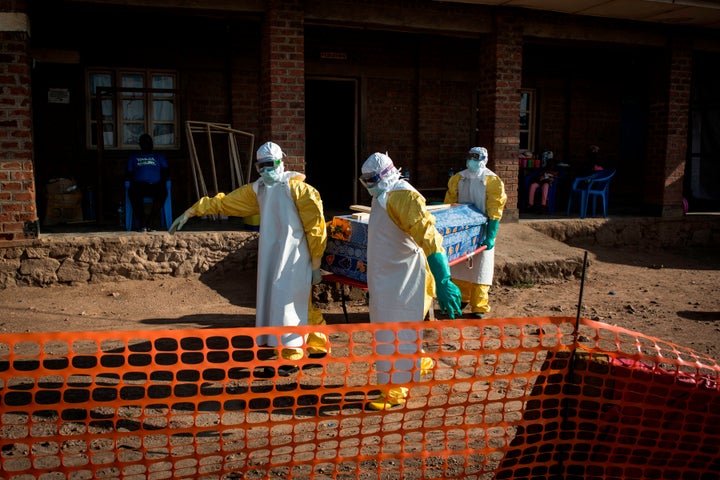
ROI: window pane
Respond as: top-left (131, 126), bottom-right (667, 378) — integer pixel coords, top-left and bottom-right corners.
top-left (87, 68), bottom-right (179, 149)
top-left (520, 92), bottom-right (529, 111)
top-left (90, 98), bottom-right (113, 122)
top-left (101, 123), bottom-right (115, 147)
top-left (123, 99), bottom-right (145, 121)
top-left (520, 112), bottom-right (528, 130)
top-left (100, 99), bottom-right (114, 121)
top-left (121, 74), bottom-right (144, 97)
top-left (152, 75), bottom-right (175, 97)
top-left (89, 123), bottom-right (116, 146)
top-left (90, 73), bottom-right (112, 94)
top-left (153, 99), bottom-right (174, 121)
top-left (519, 132), bottom-right (529, 151)
top-left (153, 124), bottom-right (175, 145)
top-left (123, 124), bottom-right (145, 146)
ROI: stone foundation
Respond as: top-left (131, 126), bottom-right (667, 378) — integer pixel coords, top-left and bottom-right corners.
top-left (0, 215), bottom-right (716, 289)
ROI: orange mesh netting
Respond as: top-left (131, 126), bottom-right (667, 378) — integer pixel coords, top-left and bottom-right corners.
top-left (0, 317), bottom-right (718, 479)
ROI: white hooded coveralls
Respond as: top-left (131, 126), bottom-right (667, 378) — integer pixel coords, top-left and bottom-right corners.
top-left (368, 180), bottom-right (428, 324)
top-left (445, 167), bottom-right (506, 285)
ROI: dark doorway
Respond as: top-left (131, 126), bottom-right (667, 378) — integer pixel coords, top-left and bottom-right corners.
top-left (305, 78), bottom-right (358, 214)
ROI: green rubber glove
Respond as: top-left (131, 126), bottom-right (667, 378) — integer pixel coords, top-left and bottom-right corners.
top-left (427, 252), bottom-right (463, 319)
top-left (482, 219), bottom-right (500, 250)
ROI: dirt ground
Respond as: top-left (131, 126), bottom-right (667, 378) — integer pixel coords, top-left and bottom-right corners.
top-left (0, 243), bottom-right (718, 362)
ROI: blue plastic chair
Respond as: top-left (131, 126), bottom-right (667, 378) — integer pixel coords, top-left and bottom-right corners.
top-left (566, 168), bottom-right (616, 218)
top-left (124, 179), bottom-right (172, 231)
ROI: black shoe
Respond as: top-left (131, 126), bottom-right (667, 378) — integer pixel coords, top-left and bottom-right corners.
top-left (278, 365), bottom-right (299, 377)
top-left (460, 302), bottom-right (468, 310)
top-left (473, 312), bottom-right (486, 319)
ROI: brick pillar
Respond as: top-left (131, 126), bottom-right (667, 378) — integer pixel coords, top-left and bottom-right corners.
top-left (644, 36), bottom-right (691, 218)
top-left (0, 2), bottom-right (37, 240)
top-left (260, 0), bottom-right (306, 171)
top-left (478, 14), bottom-right (522, 222)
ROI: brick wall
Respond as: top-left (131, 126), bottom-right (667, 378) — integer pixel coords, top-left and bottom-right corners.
top-left (417, 79), bottom-right (476, 188)
top-left (365, 77), bottom-right (416, 167)
top-left (644, 36), bottom-right (691, 216)
top-left (478, 14), bottom-right (523, 220)
top-left (536, 83), bottom-right (567, 156)
top-left (231, 67), bottom-right (261, 141)
top-left (186, 70), bottom-right (231, 124)
top-left (261, 0), bottom-right (306, 171)
top-left (0, 7), bottom-right (37, 241)
top-left (663, 37), bottom-right (691, 215)
top-left (565, 84), bottom-right (622, 164)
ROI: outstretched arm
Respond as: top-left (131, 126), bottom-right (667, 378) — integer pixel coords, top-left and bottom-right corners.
top-left (169, 183), bottom-right (259, 233)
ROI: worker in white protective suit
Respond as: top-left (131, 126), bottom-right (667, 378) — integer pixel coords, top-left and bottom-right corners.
top-left (168, 142), bottom-right (328, 372)
top-left (444, 147), bottom-right (507, 318)
top-left (360, 152), bottom-right (463, 410)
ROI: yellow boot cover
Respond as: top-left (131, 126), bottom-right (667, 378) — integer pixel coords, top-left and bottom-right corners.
top-left (306, 332), bottom-right (329, 356)
top-left (307, 303), bottom-right (330, 356)
top-left (420, 356), bottom-right (435, 376)
top-left (367, 386), bottom-right (409, 411)
top-left (280, 347), bottom-right (304, 362)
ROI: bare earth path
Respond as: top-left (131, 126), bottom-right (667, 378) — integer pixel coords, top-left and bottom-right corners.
top-left (0, 244), bottom-right (718, 361)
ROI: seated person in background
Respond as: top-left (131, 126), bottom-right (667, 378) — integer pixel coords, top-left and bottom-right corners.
top-left (126, 133), bottom-right (169, 231)
top-left (527, 157), bottom-right (558, 213)
top-left (573, 144), bottom-right (606, 187)
top-left (587, 144), bottom-right (603, 172)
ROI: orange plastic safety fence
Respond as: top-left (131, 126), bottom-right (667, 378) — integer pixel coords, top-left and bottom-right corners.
top-left (0, 317), bottom-right (718, 479)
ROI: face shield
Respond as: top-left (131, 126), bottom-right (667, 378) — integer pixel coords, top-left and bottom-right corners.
top-left (255, 158), bottom-right (282, 174)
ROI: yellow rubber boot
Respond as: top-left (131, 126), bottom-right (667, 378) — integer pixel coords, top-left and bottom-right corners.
top-left (280, 347), bottom-right (303, 361)
top-left (454, 279), bottom-right (491, 316)
top-left (307, 302), bottom-right (330, 356)
top-left (419, 356), bottom-right (435, 376)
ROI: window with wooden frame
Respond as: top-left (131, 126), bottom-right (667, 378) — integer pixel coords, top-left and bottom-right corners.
top-left (519, 89), bottom-right (536, 153)
top-left (87, 69), bottom-right (179, 149)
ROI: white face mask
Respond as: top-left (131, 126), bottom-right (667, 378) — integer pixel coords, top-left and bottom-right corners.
top-left (260, 167), bottom-right (281, 184)
top-left (466, 159), bottom-right (481, 172)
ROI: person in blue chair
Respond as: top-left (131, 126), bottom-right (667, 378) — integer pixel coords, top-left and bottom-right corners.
top-left (527, 154), bottom-right (559, 214)
top-left (445, 147), bottom-right (507, 319)
top-left (126, 133), bottom-right (169, 232)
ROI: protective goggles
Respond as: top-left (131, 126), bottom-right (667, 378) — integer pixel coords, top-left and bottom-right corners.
top-left (255, 158), bottom-right (281, 173)
top-left (467, 152), bottom-right (487, 161)
top-left (359, 165), bottom-right (393, 188)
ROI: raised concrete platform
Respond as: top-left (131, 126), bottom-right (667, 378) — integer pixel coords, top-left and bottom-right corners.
top-left (494, 222), bottom-right (585, 285)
